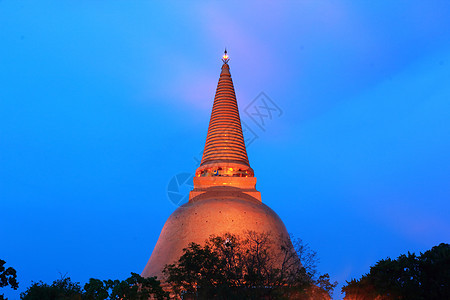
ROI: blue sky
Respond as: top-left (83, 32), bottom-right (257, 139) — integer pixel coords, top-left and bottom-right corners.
top-left (1, 1), bottom-right (449, 299)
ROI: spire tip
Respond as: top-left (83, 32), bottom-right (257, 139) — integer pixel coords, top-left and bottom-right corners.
top-left (222, 48), bottom-right (229, 64)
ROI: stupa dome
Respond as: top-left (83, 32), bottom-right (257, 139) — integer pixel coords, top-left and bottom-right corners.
top-left (142, 191), bottom-right (290, 279)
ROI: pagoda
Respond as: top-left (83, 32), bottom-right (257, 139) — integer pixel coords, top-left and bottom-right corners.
top-left (142, 51), bottom-right (293, 280)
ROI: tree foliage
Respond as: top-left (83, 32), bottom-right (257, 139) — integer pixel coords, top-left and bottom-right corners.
top-left (20, 273), bottom-right (168, 300)
top-left (21, 277), bottom-right (83, 300)
top-left (342, 243), bottom-right (450, 300)
top-left (163, 231), bottom-right (336, 299)
top-left (0, 259), bottom-right (18, 300)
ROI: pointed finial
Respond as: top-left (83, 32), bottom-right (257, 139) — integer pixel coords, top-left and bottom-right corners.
top-left (222, 48), bottom-right (230, 64)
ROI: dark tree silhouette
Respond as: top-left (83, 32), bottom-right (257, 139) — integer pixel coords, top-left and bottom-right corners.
top-left (95, 272), bottom-right (168, 300)
top-left (342, 243), bottom-right (450, 300)
top-left (20, 273), bottom-right (168, 300)
top-left (20, 276), bottom-right (83, 300)
top-left (0, 259), bottom-right (18, 300)
top-left (163, 231), bottom-right (336, 299)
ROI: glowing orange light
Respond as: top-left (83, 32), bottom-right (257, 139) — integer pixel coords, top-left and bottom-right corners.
top-left (223, 54), bottom-right (229, 60)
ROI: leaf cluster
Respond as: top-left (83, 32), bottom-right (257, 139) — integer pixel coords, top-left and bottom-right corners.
top-left (163, 231), bottom-right (336, 299)
top-left (342, 243), bottom-right (450, 300)
top-left (20, 277), bottom-right (82, 300)
top-left (0, 260), bottom-right (19, 300)
top-left (20, 273), bottom-right (169, 300)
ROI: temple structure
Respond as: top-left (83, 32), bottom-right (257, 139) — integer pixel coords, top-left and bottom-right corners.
top-left (142, 51), bottom-right (294, 280)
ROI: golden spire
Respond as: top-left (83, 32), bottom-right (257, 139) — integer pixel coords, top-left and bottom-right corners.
top-left (195, 50), bottom-right (253, 178)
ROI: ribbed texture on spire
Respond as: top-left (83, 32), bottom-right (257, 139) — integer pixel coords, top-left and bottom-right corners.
top-left (200, 63), bottom-right (250, 167)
